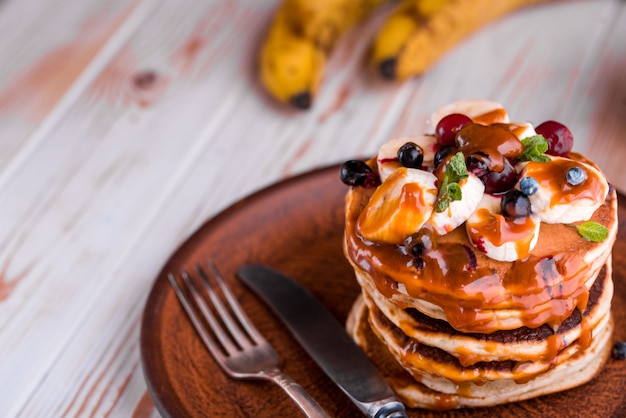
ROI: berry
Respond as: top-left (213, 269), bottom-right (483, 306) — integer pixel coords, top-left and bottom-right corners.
top-left (462, 245), bottom-right (477, 271)
top-left (501, 190), bottom-right (532, 218)
top-left (466, 154), bottom-right (489, 177)
top-left (612, 341), bottom-right (626, 360)
top-left (535, 120), bottom-right (574, 157)
top-left (480, 157), bottom-right (518, 195)
top-left (435, 113), bottom-right (472, 147)
top-left (566, 166), bottom-right (587, 186)
top-left (411, 242), bottom-right (425, 257)
top-left (434, 145), bottom-right (454, 167)
top-left (340, 160), bottom-right (378, 187)
top-left (397, 142), bottom-right (424, 169)
top-left (413, 256), bottom-right (425, 270)
top-left (519, 176), bottom-right (539, 196)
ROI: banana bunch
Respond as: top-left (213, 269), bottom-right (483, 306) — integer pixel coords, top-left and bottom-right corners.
top-left (371, 0), bottom-right (549, 80)
top-left (259, 0), bottom-right (387, 109)
top-left (259, 0), bottom-right (551, 109)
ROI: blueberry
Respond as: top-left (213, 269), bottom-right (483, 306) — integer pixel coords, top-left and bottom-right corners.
top-left (501, 190), bottom-right (532, 219)
top-left (397, 142), bottom-right (424, 169)
top-left (410, 242), bottom-right (425, 257)
top-left (520, 176), bottom-right (539, 196)
top-left (612, 341), bottom-right (626, 360)
top-left (340, 160), bottom-right (379, 187)
top-left (434, 146), bottom-right (454, 167)
top-left (413, 257), bottom-right (425, 270)
top-left (566, 166), bottom-right (587, 186)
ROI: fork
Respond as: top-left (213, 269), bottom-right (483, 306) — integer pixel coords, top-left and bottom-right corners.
top-left (168, 260), bottom-right (330, 418)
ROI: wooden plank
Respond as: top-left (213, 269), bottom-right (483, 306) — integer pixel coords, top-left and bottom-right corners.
top-left (575, 1), bottom-right (626, 191)
top-left (0, 0), bottom-right (140, 172)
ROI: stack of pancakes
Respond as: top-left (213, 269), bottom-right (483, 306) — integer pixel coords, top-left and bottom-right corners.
top-left (342, 104), bottom-right (618, 410)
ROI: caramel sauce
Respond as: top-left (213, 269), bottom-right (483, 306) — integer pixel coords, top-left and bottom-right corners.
top-left (467, 208), bottom-right (537, 258)
top-left (431, 392), bottom-right (460, 410)
top-left (524, 159), bottom-right (606, 207)
top-left (578, 316), bottom-right (593, 350)
top-left (356, 170), bottom-right (435, 244)
top-left (345, 185), bottom-right (598, 334)
top-left (456, 124), bottom-right (523, 172)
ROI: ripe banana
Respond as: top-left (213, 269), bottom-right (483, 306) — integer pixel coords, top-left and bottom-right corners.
top-left (357, 167), bottom-right (438, 244)
top-left (371, 0), bottom-right (551, 80)
top-left (259, 0), bottom-right (387, 109)
top-left (377, 135), bottom-right (438, 182)
top-left (466, 194), bottom-right (541, 262)
top-left (427, 173), bottom-right (484, 234)
top-left (517, 157), bottom-right (609, 224)
top-left (430, 99), bottom-right (509, 127)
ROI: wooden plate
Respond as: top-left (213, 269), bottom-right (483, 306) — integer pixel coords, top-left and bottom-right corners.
top-left (140, 165), bottom-right (626, 417)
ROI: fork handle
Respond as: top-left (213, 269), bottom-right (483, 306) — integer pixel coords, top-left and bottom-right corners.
top-left (264, 368), bottom-right (331, 418)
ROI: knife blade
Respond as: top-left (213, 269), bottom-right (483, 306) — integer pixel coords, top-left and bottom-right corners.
top-left (237, 264), bottom-right (408, 418)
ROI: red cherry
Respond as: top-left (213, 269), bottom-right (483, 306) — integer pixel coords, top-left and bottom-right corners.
top-left (535, 120), bottom-right (573, 156)
top-left (435, 114), bottom-right (472, 147)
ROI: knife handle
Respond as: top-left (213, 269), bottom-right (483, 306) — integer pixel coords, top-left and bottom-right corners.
top-left (373, 400), bottom-right (408, 418)
top-left (266, 368), bottom-right (331, 418)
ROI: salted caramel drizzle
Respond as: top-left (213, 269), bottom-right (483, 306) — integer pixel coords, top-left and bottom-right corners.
top-left (455, 123), bottom-right (523, 172)
top-left (467, 208), bottom-right (537, 258)
top-left (524, 158), bottom-right (606, 206)
top-left (345, 186), bottom-right (596, 334)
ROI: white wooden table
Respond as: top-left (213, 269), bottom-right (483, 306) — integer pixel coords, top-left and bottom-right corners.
top-left (0, 0), bottom-right (624, 416)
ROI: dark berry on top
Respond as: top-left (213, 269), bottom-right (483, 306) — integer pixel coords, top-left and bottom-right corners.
top-left (434, 146), bottom-right (454, 167)
top-left (566, 166), bottom-right (587, 186)
top-left (397, 142), bottom-right (424, 169)
top-left (481, 157), bottom-right (518, 195)
top-left (340, 160), bottom-right (378, 187)
top-left (612, 341), bottom-right (626, 360)
top-left (435, 113), bottom-right (472, 147)
top-left (520, 176), bottom-right (539, 196)
top-left (466, 154), bottom-right (489, 177)
top-left (501, 190), bottom-right (532, 219)
top-left (411, 242), bottom-right (425, 257)
top-left (535, 120), bottom-right (574, 157)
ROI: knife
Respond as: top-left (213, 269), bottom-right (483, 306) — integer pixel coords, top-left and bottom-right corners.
top-left (237, 264), bottom-right (408, 418)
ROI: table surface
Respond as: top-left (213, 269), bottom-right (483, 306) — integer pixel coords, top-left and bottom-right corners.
top-left (0, 0), bottom-right (624, 417)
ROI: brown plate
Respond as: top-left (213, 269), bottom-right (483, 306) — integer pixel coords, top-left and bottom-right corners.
top-left (140, 165), bottom-right (626, 417)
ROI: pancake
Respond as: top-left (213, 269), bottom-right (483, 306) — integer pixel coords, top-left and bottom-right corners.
top-left (359, 261), bottom-right (613, 365)
top-left (347, 293), bottom-right (614, 410)
top-left (344, 185), bottom-right (618, 333)
top-left (340, 100), bottom-right (618, 410)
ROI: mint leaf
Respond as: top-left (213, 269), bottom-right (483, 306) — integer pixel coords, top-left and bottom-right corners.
top-left (447, 183), bottom-right (462, 201)
top-left (436, 194), bottom-right (451, 212)
top-left (447, 152), bottom-right (469, 183)
top-left (576, 221), bottom-right (608, 242)
top-left (520, 135), bottom-right (551, 162)
top-left (435, 152), bottom-right (467, 213)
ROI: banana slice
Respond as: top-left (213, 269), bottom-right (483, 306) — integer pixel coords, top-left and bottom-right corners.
top-left (357, 167), bottom-right (438, 244)
top-left (427, 174), bottom-right (485, 235)
top-left (466, 194), bottom-right (541, 262)
top-left (431, 99), bottom-right (509, 127)
top-left (377, 135), bottom-right (438, 182)
top-left (517, 157), bottom-right (609, 224)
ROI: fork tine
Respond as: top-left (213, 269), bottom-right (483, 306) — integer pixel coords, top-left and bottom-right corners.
top-left (167, 273), bottom-right (228, 359)
top-left (179, 270), bottom-right (240, 356)
top-left (197, 262), bottom-right (255, 349)
top-left (207, 260), bottom-right (265, 343)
